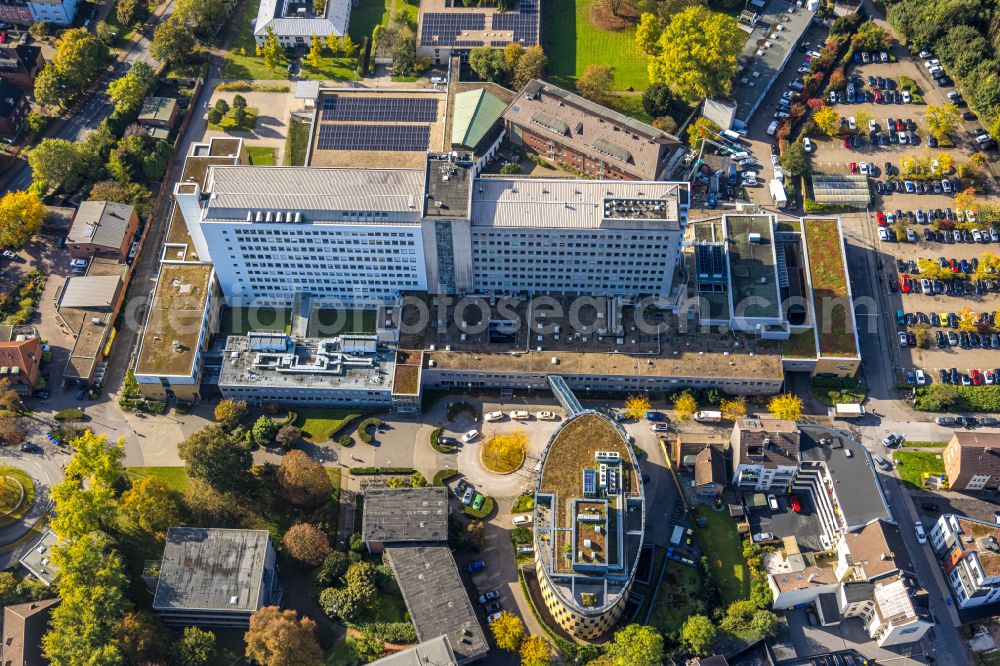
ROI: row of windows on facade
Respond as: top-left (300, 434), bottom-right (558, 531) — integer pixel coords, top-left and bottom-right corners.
top-left (229, 227), bottom-right (407, 236)
top-left (437, 372), bottom-right (780, 387)
top-left (243, 279), bottom-right (420, 288)
top-left (223, 389), bottom-right (390, 397)
top-left (475, 265), bottom-right (666, 273)
top-left (474, 233), bottom-right (672, 241)
top-left (241, 271), bottom-right (417, 280)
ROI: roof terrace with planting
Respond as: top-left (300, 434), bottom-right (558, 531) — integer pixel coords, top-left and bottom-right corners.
top-left (534, 412), bottom-right (644, 614)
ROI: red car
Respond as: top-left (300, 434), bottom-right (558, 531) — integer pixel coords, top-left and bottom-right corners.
top-left (971, 369), bottom-right (983, 385)
top-left (874, 91), bottom-right (882, 103)
top-left (900, 275), bottom-right (912, 293)
top-left (0, 32), bottom-right (6, 44)
top-left (876, 211), bottom-right (887, 226)
top-left (789, 496), bottom-right (802, 513)
top-left (950, 259), bottom-right (959, 273)
top-left (850, 162), bottom-right (859, 174)
top-left (843, 135), bottom-right (851, 148)
top-left (896, 120), bottom-right (905, 131)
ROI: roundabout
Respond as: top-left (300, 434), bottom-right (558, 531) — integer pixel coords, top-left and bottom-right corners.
top-left (0, 468), bottom-right (33, 527)
top-left (480, 430), bottom-right (528, 475)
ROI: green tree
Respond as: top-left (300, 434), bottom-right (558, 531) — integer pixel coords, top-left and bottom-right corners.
top-left (176, 0), bottom-right (228, 36)
top-left (43, 532), bottom-right (130, 665)
top-left (681, 614), bottom-right (717, 656)
top-left (319, 586), bottom-right (363, 622)
top-left (635, 12), bottom-right (662, 55)
top-left (33, 29), bottom-right (109, 106)
top-left (641, 82), bottom-right (674, 119)
top-left (257, 27), bottom-right (282, 71)
top-left (28, 138), bottom-right (93, 192)
top-left (313, 551), bottom-right (350, 587)
top-left (50, 431), bottom-right (126, 540)
top-left (244, 607), bottom-right (323, 666)
top-left (213, 398), bottom-right (248, 426)
top-left (720, 600), bottom-right (780, 642)
top-left (32, 65), bottom-right (67, 108)
top-left (512, 44), bottom-right (548, 88)
top-left (813, 105), bottom-right (841, 136)
top-left (151, 17), bottom-right (196, 66)
top-left (605, 624), bottom-right (664, 666)
top-left (780, 140), bottom-right (810, 176)
top-left (687, 116), bottom-right (720, 148)
top-left (306, 34), bottom-right (322, 69)
top-left (488, 611), bottom-right (524, 651)
top-left (0, 190), bottom-right (45, 249)
top-left (925, 103), bottom-right (961, 139)
top-left (178, 424), bottom-right (253, 493)
top-left (251, 415), bottom-right (279, 446)
top-left (173, 626), bottom-right (216, 666)
top-left (116, 0), bottom-right (147, 27)
top-left (576, 64), bottom-right (615, 104)
top-left (207, 107), bottom-right (223, 125)
top-left (120, 476), bottom-right (180, 533)
top-left (851, 21), bottom-right (891, 52)
top-left (648, 6), bottom-right (743, 102)
top-left (107, 61), bottom-right (157, 114)
top-left (213, 98), bottom-right (230, 116)
top-left (469, 46), bottom-right (510, 84)
top-left (347, 631), bottom-right (384, 662)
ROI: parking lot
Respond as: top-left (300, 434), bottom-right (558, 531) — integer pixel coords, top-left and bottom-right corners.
top-left (746, 491), bottom-right (825, 552)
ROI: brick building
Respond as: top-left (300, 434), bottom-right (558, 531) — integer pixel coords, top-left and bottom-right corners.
top-left (943, 432), bottom-right (1000, 492)
top-left (0, 325), bottom-right (41, 395)
top-left (0, 78), bottom-right (29, 142)
top-left (0, 0), bottom-right (32, 25)
top-left (502, 79), bottom-right (682, 181)
top-left (0, 44), bottom-right (43, 88)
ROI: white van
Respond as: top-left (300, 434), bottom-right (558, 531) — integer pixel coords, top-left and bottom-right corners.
top-left (766, 120), bottom-right (779, 136)
top-left (509, 410), bottom-right (530, 420)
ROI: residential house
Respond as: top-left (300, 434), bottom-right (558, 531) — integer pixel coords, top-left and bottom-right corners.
top-left (27, 0), bottom-right (78, 25)
top-left (729, 418), bottom-right (800, 490)
top-left (138, 96), bottom-right (179, 139)
top-left (929, 514), bottom-right (1000, 609)
top-left (694, 446), bottom-right (727, 497)
top-left (943, 432), bottom-right (1000, 492)
top-left (502, 79), bottom-right (682, 181)
top-left (66, 201), bottom-right (139, 261)
top-left (0, 78), bottom-right (29, 142)
top-left (1, 598), bottom-right (60, 666)
top-left (0, 324), bottom-right (41, 395)
top-left (0, 43), bottom-right (44, 88)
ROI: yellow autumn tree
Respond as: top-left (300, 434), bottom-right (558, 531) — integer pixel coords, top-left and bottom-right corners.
top-left (813, 105), bottom-right (840, 137)
top-left (674, 392), bottom-right (697, 421)
top-left (720, 396), bottom-right (747, 421)
top-left (482, 430), bottom-right (527, 473)
top-left (489, 611), bottom-right (524, 652)
top-left (624, 394), bottom-right (651, 420)
top-left (958, 307), bottom-right (978, 333)
top-left (519, 635), bottom-right (550, 666)
top-left (767, 394), bottom-right (803, 421)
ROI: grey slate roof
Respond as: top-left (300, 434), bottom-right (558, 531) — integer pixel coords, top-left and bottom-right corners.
top-left (385, 545), bottom-right (488, 664)
top-left (362, 486), bottom-right (449, 544)
top-left (68, 201), bottom-right (134, 249)
top-left (369, 635), bottom-right (456, 666)
top-left (153, 528), bottom-right (270, 613)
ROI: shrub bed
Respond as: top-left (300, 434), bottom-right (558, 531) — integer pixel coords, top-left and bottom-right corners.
top-left (462, 495), bottom-right (494, 519)
top-left (216, 82), bottom-right (290, 92)
top-left (430, 427), bottom-right (456, 453)
top-left (359, 621), bottom-right (416, 644)
top-left (914, 385), bottom-right (1000, 412)
top-left (356, 418), bottom-right (382, 443)
top-left (349, 467), bottom-right (416, 476)
top-left (338, 435), bottom-right (354, 447)
top-left (54, 408), bottom-right (85, 421)
top-left (446, 401), bottom-right (477, 422)
top-left (432, 469), bottom-right (458, 486)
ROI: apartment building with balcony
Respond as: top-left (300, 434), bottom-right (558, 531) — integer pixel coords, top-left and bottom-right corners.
top-left (730, 418), bottom-right (800, 490)
top-left (929, 514), bottom-right (1000, 609)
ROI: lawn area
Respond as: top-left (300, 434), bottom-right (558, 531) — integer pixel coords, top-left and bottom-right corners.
top-left (209, 108), bottom-right (259, 132)
top-left (803, 218), bottom-right (857, 358)
top-left (693, 504), bottom-right (751, 603)
top-left (247, 146), bottom-right (277, 165)
top-left (348, 0), bottom-right (390, 42)
top-left (648, 561), bottom-right (704, 634)
top-left (0, 470), bottom-right (35, 528)
top-left (357, 593), bottom-right (408, 624)
top-left (222, 0), bottom-right (292, 81)
top-left (285, 117), bottom-right (310, 166)
top-left (299, 57), bottom-right (360, 82)
top-left (222, 306), bottom-right (291, 335)
top-left (894, 451), bottom-right (947, 488)
top-left (902, 441), bottom-right (948, 448)
top-left (294, 408), bottom-right (363, 442)
top-left (544, 0), bottom-right (650, 91)
top-left (310, 308), bottom-right (376, 335)
top-left (126, 467), bottom-right (190, 492)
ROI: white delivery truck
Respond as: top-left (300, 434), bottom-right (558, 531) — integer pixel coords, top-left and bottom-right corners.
top-left (693, 410), bottom-right (723, 423)
top-left (770, 179), bottom-right (787, 208)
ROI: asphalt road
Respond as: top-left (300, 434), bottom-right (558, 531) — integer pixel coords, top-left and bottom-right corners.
top-left (2, 0), bottom-right (177, 196)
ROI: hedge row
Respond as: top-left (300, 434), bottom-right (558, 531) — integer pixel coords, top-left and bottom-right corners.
top-left (913, 385), bottom-right (1000, 412)
top-left (356, 418), bottom-right (382, 443)
top-left (358, 621), bottom-right (416, 644)
top-left (349, 467), bottom-right (416, 476)
top-left (432, 469), bottom-right (458, 486)
top-left (430, 427), bottom-right (456, 453)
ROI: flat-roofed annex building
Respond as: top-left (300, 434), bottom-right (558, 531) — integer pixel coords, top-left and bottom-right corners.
top-left (151, 528), bottom-right (281, 628)
top-left (361, 486), bottom-right (449, 553)
top-left (533, 411), bottom-right (645, 640)
top-left (503, 80), bottom-right (683, 181)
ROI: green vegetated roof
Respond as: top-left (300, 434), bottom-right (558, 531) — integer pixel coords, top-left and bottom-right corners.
top-left (451, 89), bottom-right (508, 150)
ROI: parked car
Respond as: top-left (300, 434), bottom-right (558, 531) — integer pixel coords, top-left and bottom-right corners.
top-left (462, 487), bottom-right (475, 505)
top-left (472, 493), bottom-right (485, 511)
top-left (462, 429), bottom-right (480, 442)
top-left (19, 443), bottom-right (41, 453)
top-left (882, 433), bottom-right (904, 447)
top-left (466, 560), bottom-right (486, 574)
top-left (535, 411), bottom-right (557, 420)
top-left (512, 514), bottom-right (533, 526)
top-left (789, 496), bottom-right (802, 513)
top-left (478, 590), bottom-right (500, 604)
top-left (914, 523), bottom-right (927, 544)
top-left (767, 494), bottom-right (779, 511)
top-left (485, 411), bottom-right (505, 422)
top-left (455, 479), bottom-right (468, 497)
top-left (752, 532), bottom-right (774, 542)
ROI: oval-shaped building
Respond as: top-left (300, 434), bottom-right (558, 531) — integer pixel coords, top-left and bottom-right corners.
top-left (532, 411), bottom-right (645, 640)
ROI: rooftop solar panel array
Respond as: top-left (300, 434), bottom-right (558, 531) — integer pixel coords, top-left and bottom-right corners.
top-left (321, 96), bottom-right (440, 123)
top-left (492, 0), bottom-right (539, 45)
top-left (316, 124), bottom-right (431, 152)
top-left (420, 12), bottom-right (486, 47)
